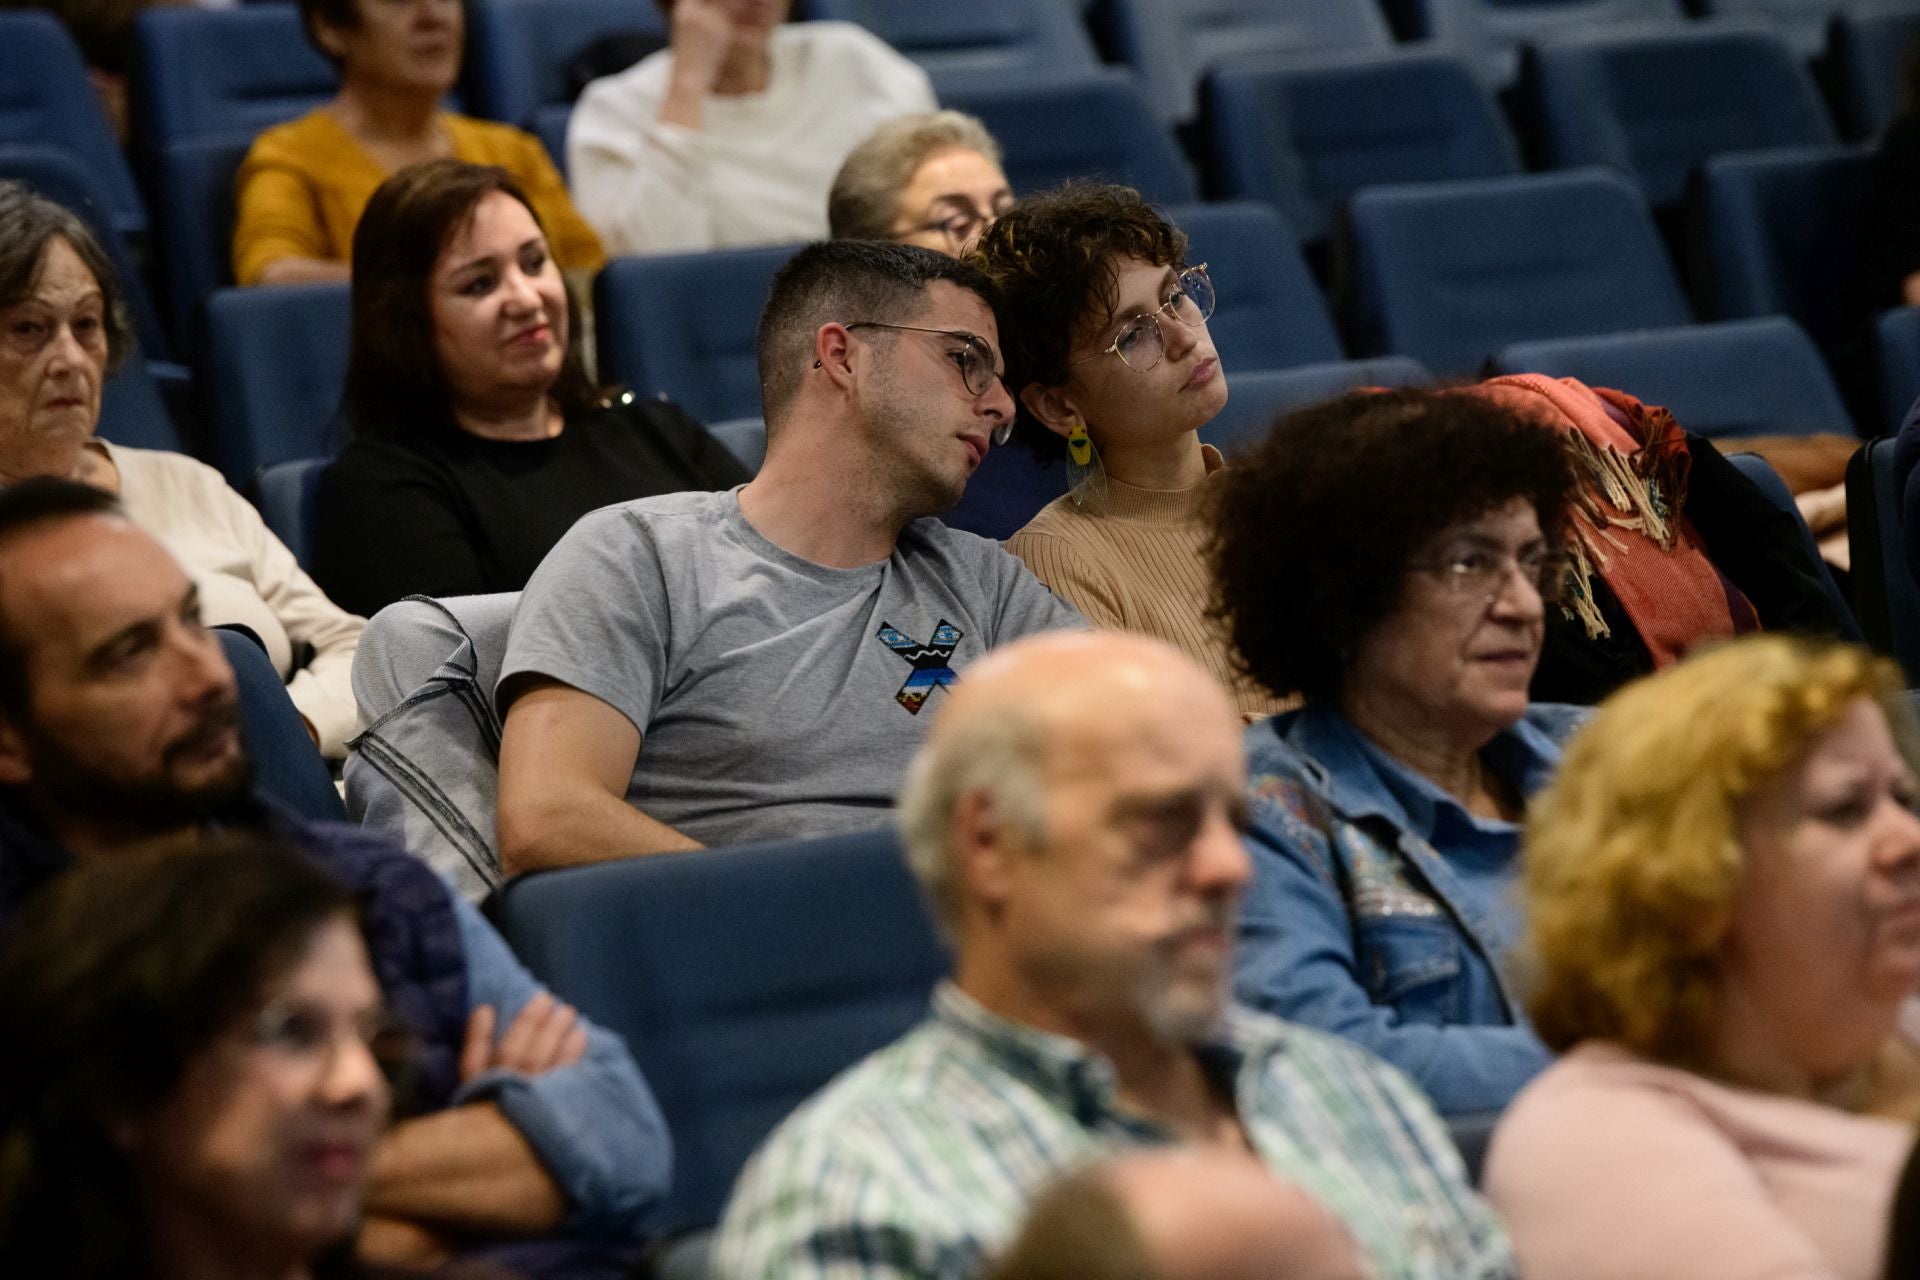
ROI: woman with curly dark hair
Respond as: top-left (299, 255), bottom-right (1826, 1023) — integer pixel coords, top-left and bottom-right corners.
top-left (1210, 387), bottom-right (1582, 1123)
top-left (972, 183), bottom-right (1288, 721)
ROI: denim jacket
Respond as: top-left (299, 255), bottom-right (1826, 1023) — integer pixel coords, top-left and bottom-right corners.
top-left (1235, 704), bottom-right (1586, 1119)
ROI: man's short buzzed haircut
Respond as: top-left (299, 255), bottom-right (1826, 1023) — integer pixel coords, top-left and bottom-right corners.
top-left (0, 478), bottom-right (125, 720)
top-left (755, 239), bottom-right (1001, 427)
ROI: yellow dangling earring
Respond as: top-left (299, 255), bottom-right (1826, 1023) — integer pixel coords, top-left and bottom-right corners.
top-left (1066, 422), bottom-right (1093, 468)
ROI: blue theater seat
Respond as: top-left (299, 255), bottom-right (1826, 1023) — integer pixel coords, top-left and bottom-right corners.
top-left (1203, 49), bottom-right (1520, 245)
top-left (940, 440), bottom-right (1067, 542)
top-left (1346, 168), bottom-right (1692, 375)
top-left (807, 0), bottom-right (1100, 95)
top-left (1525, 23), bottom-right (1838, 209)
top-left (941, 68), bottom-right (1198, 206)
top-left (215, 627), bottom-right (347, 823)
top-left (1878, 307), bottom-right (1920, 435)
top-left (1830, 7), bottom-right (1920, 139)
top-left (1093, 0), bottom-right (1391, 124)
top-left (530, 104), bottom-right (573, 180)
top-left (201, 283), bottom-right (352, 485)
top-left (705, 418), bottom-right (768, 473)
top-left (0, 12), bottom-right (148, 244)
top-left (1689, 0), bottom-right (1839, 59)
top-left (1165, 201), bottom-right (1344, 372)
top-left (1847, 435), bottom-right (1920, 680)
top-left (131, 5), bottom-right (335, 154)
top-left (1393, 0), bottom-right (1683, 88)
top-left (595, 243), bottom-right (798, 423)
top-left (1696, 144), bottom-right (1875, 348)
top-left (100, 360), bottom-right (186, 454)
top-left (493, 828), bottom-right (950, 1237)
top-left (257, 456), bottom-right (329, 572)
top-left (1492, 317), bottom-right (1855, 440)
top-left (1199, 358), bottom-right (1433, 455)
top-left (154, 136), bottom-right (253, 350)
top-left (467, 0), bottom-right (665, 129)
top-left (1724, 450), bottom-right (1859, 642)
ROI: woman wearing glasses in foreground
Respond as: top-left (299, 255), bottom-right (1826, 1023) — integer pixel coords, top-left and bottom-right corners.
top-left (311, 160), bottom-right (749, 618)
top-left (973, 183), bottom-right (1287, 720)
top-left (1208, 389), bottom-right (1583, 1122)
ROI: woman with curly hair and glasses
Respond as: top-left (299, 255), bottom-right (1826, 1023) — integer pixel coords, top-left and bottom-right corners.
top-left (1488, 635), bottom-right (1920, 1280)
top-left (972, 182), bottom-right (1285, 721)
top-left (1209, 387), bottom-right (1582, 1122)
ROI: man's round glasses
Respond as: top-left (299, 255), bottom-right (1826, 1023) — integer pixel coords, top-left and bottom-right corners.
top-left (844, 321), bottom-right (1014, 444)
top-left (1071, 264), bottom-right (1216, 373)
top-left (1414, 544), bottom-right (1570, 605)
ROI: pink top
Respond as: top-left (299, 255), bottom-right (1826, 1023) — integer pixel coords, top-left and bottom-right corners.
top-left (1484, 1042), bottom-right (1911, 1280)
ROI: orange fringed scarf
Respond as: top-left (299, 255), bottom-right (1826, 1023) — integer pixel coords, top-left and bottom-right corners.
top-left (1468, 374), bottom-right (1757, 669)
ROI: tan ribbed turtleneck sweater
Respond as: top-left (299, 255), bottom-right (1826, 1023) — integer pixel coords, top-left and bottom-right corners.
top-left (1006, 445), bottom-right (1291, 721)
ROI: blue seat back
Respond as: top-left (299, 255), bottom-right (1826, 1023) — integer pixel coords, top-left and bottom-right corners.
top-left (1698, 143), bottom-right (1874, 348)
top-left (155, 136), bottom-right (253, 350)
top-left (530, 104), bottom-right (572, 180)
top-left (202, 283), bottom-right (353, 484)
top-left (494, 828), bottom-right (950, 1235)
top-left (1831, 8), bottom-right (1920, 139)
top-left (1527, 23), bottom-right (1838, 208)
top-left (1725, 450), bottom-right (1860, 641)
top-left (1691, 0), bottom-right (1839, 58)
top-left (1400, 0), bottom-right (1683, 88)
top-left (706, 417), bottom-right (768, 473)
top-left (0, 144), bottom-right (173, 360)
top-left (808, 0), bottom-right (1099, 94)
top-left (1492, 317), bottom-right (1854, 439)
top-left (256, 456), bottom-right (329, 572)
top-left (595, 244), bottom-right (796, 422)
top-left (941, 69), bottom-right (1198, 206)
top-left (215, 627), bottom-right (347, 823)
top-left (132, 5), bottom-right (335, 154)
top-left (100, 360), bottom-right (186, 453)
top-left (1347, 167), bottom-right (1691, 374)
top-left (1848, 436), bottom-right (1920, 679)
top-left (939, 441), bottom-right (1068, 542)
top-left (467, 0), bottom-right (664, 128)
top-left (1199, 357), bottom-right (1432, 455)
top-left (1203, 49), bottom-right (1519, 243)
top-left (0, 12), bottom-right (148, 242)
top-left (1165, 202), bottom-right (1343, 372)
top-left (1879, 307), bottom-right (1920, 435)
top-left (1095, 0), bottom-right (1390, 124)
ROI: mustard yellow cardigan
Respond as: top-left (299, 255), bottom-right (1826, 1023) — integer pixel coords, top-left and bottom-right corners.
top-left (232, 109), bottom-right (605, 285)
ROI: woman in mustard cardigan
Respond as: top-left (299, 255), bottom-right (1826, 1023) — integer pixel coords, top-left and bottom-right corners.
top-left (231, 0), bottom-right (603, 286)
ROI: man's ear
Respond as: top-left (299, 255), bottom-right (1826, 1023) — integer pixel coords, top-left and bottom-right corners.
top-left (812, 323), bottom-right (857, 389)
top-left (1019, 383), bottom-right (1081, 441)
top-left (951, 787), bottom-right (1021, 912)
top-left (0, 718), bottom-right (32, 788)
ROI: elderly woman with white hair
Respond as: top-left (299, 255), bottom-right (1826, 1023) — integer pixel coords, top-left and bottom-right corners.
top-left (829, 110), bottom-right (1013, 257)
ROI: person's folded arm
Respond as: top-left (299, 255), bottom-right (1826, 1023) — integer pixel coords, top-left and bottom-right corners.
top-left (1233, 799), bottom-right (1551, 1118)
top-left (496, 677), bottom-right (703, 871)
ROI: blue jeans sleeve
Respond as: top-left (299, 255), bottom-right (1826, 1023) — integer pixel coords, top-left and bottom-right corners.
top-left (1233, 812), bottom-right (1551, 1118)
top-left (448, 895), bottom-right (674, 1241)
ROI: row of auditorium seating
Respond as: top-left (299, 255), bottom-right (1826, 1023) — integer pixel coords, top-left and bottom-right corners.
top-left (5, 1), bottom-right (1916, 345)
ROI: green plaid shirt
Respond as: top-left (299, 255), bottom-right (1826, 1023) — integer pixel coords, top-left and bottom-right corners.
top-left (713, 982), bottom-right (1515, 1280)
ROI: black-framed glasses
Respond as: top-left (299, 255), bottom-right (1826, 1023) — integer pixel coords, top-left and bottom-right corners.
top-left (844, 321), bottom-right (1013, 444)
top-left (1411, 543), bottom-right (1570, 605)
top-left (1071, 264), bottom-right (1216, 373)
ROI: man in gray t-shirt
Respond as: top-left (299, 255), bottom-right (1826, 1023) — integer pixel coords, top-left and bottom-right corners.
top-left (496, 242), bottom-right (1083, 869)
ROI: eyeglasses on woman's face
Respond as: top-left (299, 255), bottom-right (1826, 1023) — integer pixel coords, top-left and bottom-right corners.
top-left (1071, 264), bottom-right (1216, 374)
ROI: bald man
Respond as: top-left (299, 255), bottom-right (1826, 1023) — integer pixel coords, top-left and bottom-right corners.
top-left (714, 632), bottom-right (1514, 1280)
top-left (988, 1149), bottom-right (1369, 1280)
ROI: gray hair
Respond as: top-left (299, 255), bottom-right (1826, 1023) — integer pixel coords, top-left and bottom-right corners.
top-left (896, 706), bottom-right (1049, 941)
top-left (0, 183), bottom-right (134, 376)
top-left (829, 111), bottom-right (1004, 242)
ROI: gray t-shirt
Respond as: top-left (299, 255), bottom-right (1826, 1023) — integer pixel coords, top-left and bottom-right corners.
top-left (500, 489), bottom-right (1084, 846)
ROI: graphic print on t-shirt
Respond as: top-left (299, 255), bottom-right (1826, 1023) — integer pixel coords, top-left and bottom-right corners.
top-left (875, 619), bottom-right (963, 715)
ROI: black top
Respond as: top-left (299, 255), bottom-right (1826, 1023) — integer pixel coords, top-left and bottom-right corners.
top-left (311, 395), bottom-right (752, 617)
top-left (1858, 113), bottom-right (1920, 316)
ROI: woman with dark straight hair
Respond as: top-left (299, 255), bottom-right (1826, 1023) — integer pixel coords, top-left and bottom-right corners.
top-left (0, 836), bottom-right (395, 1279)
top-left (311, 159), bottom-right (749, 617)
